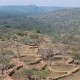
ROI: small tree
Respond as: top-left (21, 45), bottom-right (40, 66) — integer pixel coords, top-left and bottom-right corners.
top-left (16, 44), bottom-right (21, 61)
top-left (38, 42), bottom-right (53, 60)
top-left (0, 50), bottom-right (14, 75)
top-left (72, 49), bottom-right (80, 60)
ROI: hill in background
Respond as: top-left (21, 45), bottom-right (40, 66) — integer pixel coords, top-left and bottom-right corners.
top-left (0, 6), bottom-right (80, 45)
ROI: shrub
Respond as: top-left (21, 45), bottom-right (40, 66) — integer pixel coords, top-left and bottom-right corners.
top-left (21, 69), bottom-right (34, 77)
top-left (16, 31), bottom-right (28, 37)
top-left (34, 70), bottom-right (49, 78)
top-left (0, 50), bottom-right (14, 64)
top-left (22, 36), bottom-right (39, 46)
top-left (0, 50), bottom-right (15, 74)
top-left (72, 52), bottom-right (80, 60)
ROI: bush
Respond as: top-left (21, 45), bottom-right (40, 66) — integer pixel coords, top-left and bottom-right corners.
top-left (21, 69), bottom-right (34, 77)
top-left (72, 49), bottom-right (80, 60)
top-left (0, 50), bottom-right (14, 64)
top-left (11, 35), bottom-right (17, 40)
top-left (21, 69), bottom-right (49, 79)
top-left (72, 52), bottom-right (80, 60)
top-left (22, 36), bottom-right (39, 46)
top-left (34, 70), bottom-right (49, 78)
top-left (17, 32), bottom-right (27, 37)
top-left (27, 31), bottom-right (39, 39)
top-left (3, 50), bottom-right (14, 55)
